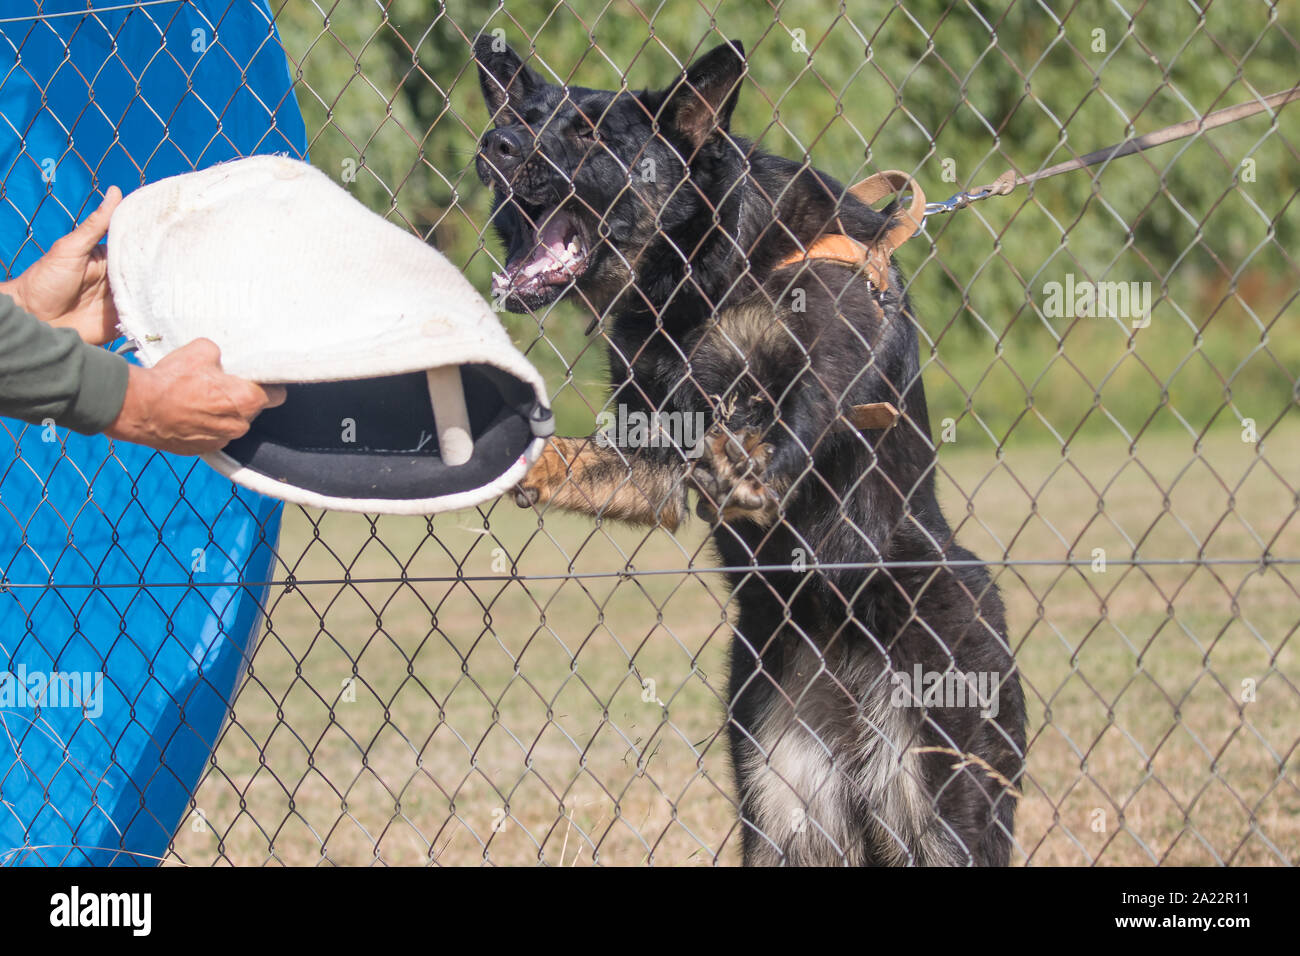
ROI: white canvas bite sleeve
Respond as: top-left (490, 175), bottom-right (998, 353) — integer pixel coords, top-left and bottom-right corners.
top-left (107, 155), bottom-right (552, 514)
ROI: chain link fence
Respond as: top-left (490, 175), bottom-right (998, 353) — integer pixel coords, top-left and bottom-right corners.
top-left (2, 0), bottom-right (1297, 865)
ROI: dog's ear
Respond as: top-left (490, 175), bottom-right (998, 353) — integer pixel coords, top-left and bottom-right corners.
top-left (474, 34), bottom-right (543, 120)
top-left (661, 39), bottom-right (745, 152)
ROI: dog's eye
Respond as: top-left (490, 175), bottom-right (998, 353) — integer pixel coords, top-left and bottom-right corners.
top-left (572, 120), bottom-right (600, 142)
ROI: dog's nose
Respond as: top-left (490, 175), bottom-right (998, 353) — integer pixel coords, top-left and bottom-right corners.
top-left (484, 128), bottom-right (523, 167)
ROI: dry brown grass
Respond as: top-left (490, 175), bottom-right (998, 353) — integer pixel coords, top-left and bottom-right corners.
top-left (171, 423), bottom-right (1299, 866)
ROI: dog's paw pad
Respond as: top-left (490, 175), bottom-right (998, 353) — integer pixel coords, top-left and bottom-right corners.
top-left (691, 425), bottom-right (779, 525)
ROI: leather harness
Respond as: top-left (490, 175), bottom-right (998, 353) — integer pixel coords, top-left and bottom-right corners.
top-left (774, 170), bottom-right (927, 431)
top-left (773, 168), bottom-right (927, 293)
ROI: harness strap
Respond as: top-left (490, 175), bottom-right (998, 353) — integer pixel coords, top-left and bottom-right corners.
top-left (773, 171), bottom-right (923, 432)
top-left (774, 169), bottom-right (926, 290)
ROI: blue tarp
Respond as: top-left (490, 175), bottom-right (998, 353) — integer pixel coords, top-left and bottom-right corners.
top-left (0, 1), bottom-right (306, 865)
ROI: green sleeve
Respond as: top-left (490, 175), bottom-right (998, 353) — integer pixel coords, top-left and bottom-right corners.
top-left (0, 293), bottom-right (130, 435)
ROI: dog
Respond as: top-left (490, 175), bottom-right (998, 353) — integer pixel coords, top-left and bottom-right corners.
top-left (474, 35), bottom-right (1027, 865)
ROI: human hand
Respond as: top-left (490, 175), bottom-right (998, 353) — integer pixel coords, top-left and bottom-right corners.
top-left (2, 186), bottom-right (123, 344)
top-left (106, 338), bottom-right (287, 455)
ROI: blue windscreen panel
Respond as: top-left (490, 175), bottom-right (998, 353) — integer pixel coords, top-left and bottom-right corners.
top-left (0, 2), bottom-right (307, 865)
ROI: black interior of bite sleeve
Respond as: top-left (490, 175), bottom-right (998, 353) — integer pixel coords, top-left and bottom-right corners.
top-left (219, 363), bottom-right (535, 501)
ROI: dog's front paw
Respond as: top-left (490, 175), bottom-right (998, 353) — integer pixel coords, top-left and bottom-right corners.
top-left (689, 425), bottom-right (779, 525)
top-left (514, 438), bottom-right (575, 508)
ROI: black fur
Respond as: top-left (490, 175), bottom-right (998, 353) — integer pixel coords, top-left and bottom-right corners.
top-left (475, 35), bottom-right (1027, 866)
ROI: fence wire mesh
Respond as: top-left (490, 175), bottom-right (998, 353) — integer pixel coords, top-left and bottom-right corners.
top-left (2, 0), bottom-right (1297, 865)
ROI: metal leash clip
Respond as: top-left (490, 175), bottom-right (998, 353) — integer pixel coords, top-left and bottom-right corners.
top-left (922, 170), bottom-right (1019, 219)
top-left (923, 186), bottom-right (996, 218)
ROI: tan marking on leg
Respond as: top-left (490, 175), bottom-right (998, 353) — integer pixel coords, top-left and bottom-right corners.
top-left (515, 437), bottom-right (685, 529)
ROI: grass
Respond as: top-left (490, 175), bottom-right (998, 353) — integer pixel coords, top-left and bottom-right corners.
top-left (170, 422), bottom-right (1299, 866)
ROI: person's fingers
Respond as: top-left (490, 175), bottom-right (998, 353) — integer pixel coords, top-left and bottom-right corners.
top-left (215, 374), bottom-right (281, 421)
top-left (67, 186), bottom-right (123, 253)
top-left (213, 412), bottom-right (252, 440)
top-left (168, 337), bottom-right (223, 370)
top-left (86, 245), bottom-right (109, 270)
top-left (178, 342), bottom-right (285, 416)
top-left (140, 342), bottom-right (284, 453)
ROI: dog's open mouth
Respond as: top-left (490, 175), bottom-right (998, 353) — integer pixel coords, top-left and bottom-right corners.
top-left (491, 209), bottom-right (590, 306)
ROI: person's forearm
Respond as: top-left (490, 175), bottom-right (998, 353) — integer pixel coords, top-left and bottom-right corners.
top-left (0, 292), bottom-right (129, 434)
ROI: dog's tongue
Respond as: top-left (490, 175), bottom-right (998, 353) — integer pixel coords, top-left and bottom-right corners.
top-left (492, 214), bottom-right (583, 296)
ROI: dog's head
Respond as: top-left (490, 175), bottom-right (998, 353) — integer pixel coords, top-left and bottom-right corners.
top-left (474, 35), bottom-right (746, 312)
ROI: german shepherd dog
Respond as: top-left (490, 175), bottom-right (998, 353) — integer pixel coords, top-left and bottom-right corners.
top-left (474, 35), bottom-right (1026, 865)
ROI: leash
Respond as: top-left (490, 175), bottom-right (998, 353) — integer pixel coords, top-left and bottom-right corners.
top-left (800, 85), bottom-right (1300, 432)
top-left (784, 84), bottom-right (1300, 279)
top-left (924, 85), bottom-right (1300, 218)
